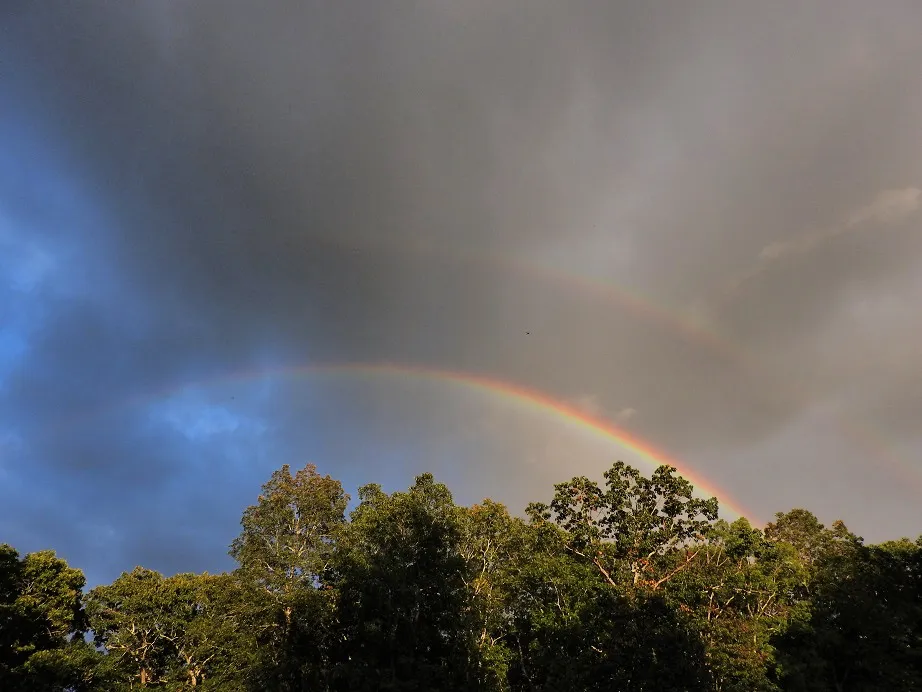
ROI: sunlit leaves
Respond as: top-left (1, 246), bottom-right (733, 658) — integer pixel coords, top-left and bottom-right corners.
top-left (230, 463), bottom-right (349, 597)
top-left (0, 545), bottom-right (92, 690)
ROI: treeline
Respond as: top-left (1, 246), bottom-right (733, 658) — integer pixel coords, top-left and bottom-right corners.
top-left (2, 461), bottom-right (920, 691)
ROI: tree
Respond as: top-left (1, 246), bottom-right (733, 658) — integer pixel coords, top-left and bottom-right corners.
top-left (0, 545), bottom-right (99, 690)
top-left (230, 464), bottom-right (348, 607)
top-left (85, 567), bottom-right (179, 687)
top-left (777, 536), bottom-right (922, 691)
top-left (500, 517), bottom-right (710, 691)
top-left (528, 461), bottom-right (719, 590)
top-left (764, 511), bottom-right (922, 691)
top-left (160, 572), bottom-right (262, 690)
top-left (457, 500), bottom-right (529, 691)
top-left (148, 572), bottom-right (260, 690)
top-left (331, 474), bottom-right (482, 691)
top-left (229, 463), bottom-right (349, 690)
top-left (86, 568), bottom-right (263, 689)
top-left (666, 518), bottom-right (809, 690)
top-left (1, 544), bottom-right (28, 682)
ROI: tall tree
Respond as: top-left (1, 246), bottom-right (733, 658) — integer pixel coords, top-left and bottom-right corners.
top-left (668, 518), bottom-right (808, 690)
top-left (85, 567), bottom-right (181, 687)
top-left (0, 545), bottom-right (99, 691)
top-left (86, 567), bottom-right (262, 690)
top-left (230, 463), bottom-right (349, 603)
top-left (528, 461), bottom-right (719, 590)
top-left (229, 463), bottom-right (349, 690)
top-left (776, 535), bottom-right (922, 691)
top-left (457, 500), bottom-right (529, 691)
top-left (501, 516), bottom-right (710, 691)
top-left (331, 474), bottom-right (482, 691)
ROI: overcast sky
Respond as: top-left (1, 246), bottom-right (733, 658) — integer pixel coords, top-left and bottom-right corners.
top-left (2, 1), bottom-right (921, 588)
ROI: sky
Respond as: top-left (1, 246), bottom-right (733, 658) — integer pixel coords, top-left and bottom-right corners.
top-left (2, 1), bottom-right (921, 588)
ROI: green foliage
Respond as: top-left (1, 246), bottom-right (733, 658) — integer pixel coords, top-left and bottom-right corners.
top-left (529, 462), bottom-right (719, 590)
top-left (230, 463), bottom-right (349, 596)
top-left (85, 568), bottom-right (260, 689)
top-left (501, 519), bottom-right (711, 691)
top-left (773, 530), bottom-right (922, 691)
top-left (18, 639), bottom-right (109, 692)
top-left (0, 545), bottom-right (93, 690)
top-left (667, 518), bottom-right (805, 690)
top-left (5, 460), bottom-right (920, 690)
top-left (457, 500), bottom-right (530, 690)
top-left (330, 473), bottom-right (483, 691)
top-left (229, 463), bottom-right (348, 690)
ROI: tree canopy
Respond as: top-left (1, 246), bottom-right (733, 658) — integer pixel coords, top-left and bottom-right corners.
top-left (2, 460), bottom-right (919, 690)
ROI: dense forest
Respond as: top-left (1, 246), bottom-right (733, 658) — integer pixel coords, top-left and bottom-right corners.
top-left (2, 461), bottom-right (920, 691)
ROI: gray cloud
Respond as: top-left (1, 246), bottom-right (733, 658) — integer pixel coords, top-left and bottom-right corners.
top-left (2, 1), bottom-right (922, 586)
top-left (709, 187), bottom-right (922, 300)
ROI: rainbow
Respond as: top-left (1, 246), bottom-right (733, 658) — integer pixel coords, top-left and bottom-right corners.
top-left (113, 361), bottom-right (752, 522)
top-left (357, 235), bottom-right (922, 492)
top-left (136, 231), bottom-right (915, 499)
top-left (332, 235), bottom-right (735, 359)
top-left (507, 256), bottom-right (922, 492)
top-left (92, 228), bottom-right (918, 500)
top-left (511, 257), bottom-right (736, 358)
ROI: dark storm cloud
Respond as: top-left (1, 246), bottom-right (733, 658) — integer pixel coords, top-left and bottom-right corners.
top-left (2, 0), bottom-right (922, 586)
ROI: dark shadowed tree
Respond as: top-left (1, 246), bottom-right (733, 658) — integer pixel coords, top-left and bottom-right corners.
top-left (502, 514), bottom-right (711, 691)
top-left (774, 526), bottom-right (922, 691)
top-left (330, 474), bottom-right (483, 691)
top-left (0, 545), bottom-right (101, 691)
